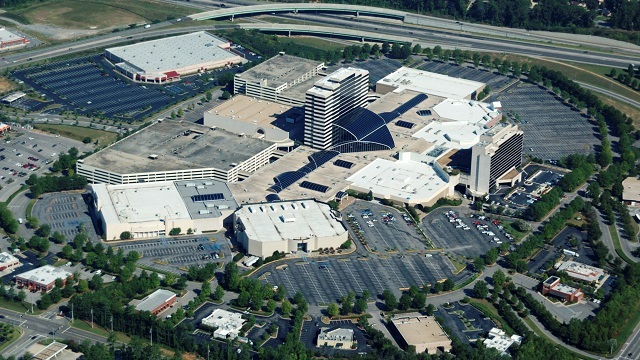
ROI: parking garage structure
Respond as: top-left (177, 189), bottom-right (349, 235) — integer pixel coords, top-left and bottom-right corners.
top-left (105, 31), bottom-right (243, 84)
top-left (76, 120), bottom-right (277, 185)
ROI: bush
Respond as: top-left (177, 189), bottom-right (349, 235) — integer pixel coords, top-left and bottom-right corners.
top-left (82, 137), bottom-right (92, 144)
top-left (169, 228), bottom-right (181, 236)
top-left (120, 231), bottom-right (132, 240)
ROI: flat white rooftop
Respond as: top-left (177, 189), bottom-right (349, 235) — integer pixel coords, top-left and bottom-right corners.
top-left (0, 252), bottom-right (19, 265)
top-left (93, 182), bottom-right (190, 224)
top-left (202, 308), bottom-right (245, 331)
top-left (16, 265), bottom-right (71, 285)
top-left (307, 67), bottom-right (368, 97)
top-left (377, 67), bottom-right (484, 99)
top-left (236, 200), bottom-right (345, 242)
top-left (347, 157), bottom-right (448, 203)
top-left (0, 28), bottom-right (25, 42)
top-left (106, 31), bottom-right (234, 75)
top-left (556, 261), bottom-right (605, 282)
top-left (411, 99), bottom-right (499, 149)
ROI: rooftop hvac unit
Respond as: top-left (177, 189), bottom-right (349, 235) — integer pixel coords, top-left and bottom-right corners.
top-left (198, 210), bottom-right (211, 215)
top-left (196, 185), bottom-right (205, 189)
top-left (204, 181), bottom-right (213, 186)
top-left (216, 205), bottom-right (230, 210)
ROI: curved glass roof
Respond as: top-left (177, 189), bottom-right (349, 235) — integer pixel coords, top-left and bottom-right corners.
top-left (332, 107), bottom-right (394, 152)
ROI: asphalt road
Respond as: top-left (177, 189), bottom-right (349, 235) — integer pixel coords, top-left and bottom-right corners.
top-left (576, 81), bottom-right (640, 109)
top-left (0, 307), bottom-right (107, 359)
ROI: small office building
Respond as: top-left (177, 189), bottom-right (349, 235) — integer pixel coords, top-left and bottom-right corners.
top-left (134, 289), bottom-right (177, 316)
top-left (390, 314), bottom-right (452, 355)
top-left (15, 265), bottom-right (72, 293)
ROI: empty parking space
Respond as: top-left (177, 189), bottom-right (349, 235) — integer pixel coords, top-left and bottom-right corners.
top-left (12, 55), bottom-right (216, 122)
top-left (258, 253), bottom-right (460, 304)
top-left (421, 208), bottom-right (510, 258)
top-left (489, 83), bottom-right (598, 160)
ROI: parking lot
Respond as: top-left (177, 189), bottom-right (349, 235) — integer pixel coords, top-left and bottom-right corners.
top-left (256, 252), bottom-right (463, 305)
top-left (502, 165), bottom-right (565, 208)
top-left (421, 208), bottom-right (511, 258)
top-left (32, 192), bottom-right (100, 241)
top-left (490, 82), bottom-right (598, 161)
top-left (0, 128), bottom-right (92, 202)
top-left (345, 201), bottom-right (427, 253)
top-left (117, 235), bottom-right (232, 274)
top-left (11, 55), bottom-right (217, 122)
top-left (437, 302), bottom-right (496, 344)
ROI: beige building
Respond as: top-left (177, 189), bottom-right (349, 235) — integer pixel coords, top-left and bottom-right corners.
top-left (0, 252), bottom-right (20, 272)
top-left (317, 327), bottom-right (355, 349)
top-left (390, 314), bottom-right (452, 355)
top-left (91, 180), bottom-right (236, 240)
top-left (622, 177), bottom-right (640, 205)
top-left (234, 200), bottom-right (347, 257)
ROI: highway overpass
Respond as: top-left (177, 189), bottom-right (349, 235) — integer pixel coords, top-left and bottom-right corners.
top-left (188, 3), bottom-right (407, 21)
top-left (228, 23), bottom-right (409, 43)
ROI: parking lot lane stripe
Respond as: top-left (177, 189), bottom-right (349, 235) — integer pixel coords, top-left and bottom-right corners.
top-left (337, 261), bottom-right (366, 294)
top-left (299, 264), bottom-right (326, 304)
top-left (361, 258), bottom-right (386, 293)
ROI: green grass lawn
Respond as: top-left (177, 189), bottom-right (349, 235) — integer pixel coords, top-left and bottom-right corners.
top-left (0, 325), bottom-right (21, 352)
top-left (279, 36), bottom-right (347, 52)
top-left (72, 320), bottom-right (130, 342)
top-left (4, 0), bottom-right (196, 29)
top-left (503, 221), bottom-right (529, 242)
top-left (609, 225), bottom-right (636, 264)
top-left (0, 299), bottom-right (40, 314)
top-left (34, 124), bottom-right (117, 146)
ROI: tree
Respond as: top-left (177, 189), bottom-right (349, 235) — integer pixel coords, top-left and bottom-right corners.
top-left (398, 293), bottom-right (412, 310)
top-left (443, 278), bottom-right (455, 291)
top-left (281, 299), bottom-right (292, 316)
top-left (221, 91), bottom-right (231, 100)
top-left (493, 269), bottom-right (507, 287)
top-left (77, 279), bottom-right (89, 293)
top-left (212, 284), bottom-right (225, 301)
top-left (205, 91), bottom-right (213, 101)
top-left (51, 231), bottom-right (66, 244)
top-left (90, 274), bottom-right (103, 291)
top-left (433, 282), bottom-right (443, 293)
top-left (484, 247), bottom-right (499, 265)
top-left (60, 244), bottom-right (73, 259)
top-left (473, 280), bottom-right (489, 299)
top-left (327, 303), bottom-right (339, 318)
top-left (222, 262), bottom-right (240, 291)
top-left (411, 293), bottom-right (426, 309)
top-left (381, 42), bottom-right (390, 54)
top-left (169, 228), bottom-right (181, 236)
top-left (354, 297), bottom-right (367, 314)
top-left (382, 289), bottom-right (397, 310)
top-left (119, 231), bottom-right (132, 240)
top-left (82, 137), bottom-right (92, 144)
top-left (266, 299), bottom-right (277, 313)
top-left (36, 224), bottom-right (51, 238)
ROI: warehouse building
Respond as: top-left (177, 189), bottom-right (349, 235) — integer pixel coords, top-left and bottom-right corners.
top-left (201, 309), bottom-right (245, 339)
top-left (541, 276), bottom-right (584, 302)
top-left (234, 199), bottom-right (347, 257)
top-left (0, 252), bottom-right (20, 271)
top-left (134, 289), bottom-right (177, 316)
top-left (390, 314), bottom-right (451, 355)
top-left (15, 265), bottom-right (72, 293)
top-left (105, 31), bottom-right (242, 83)
top-left (77, 120), bottom-right (276, 185)
top-left (91, 179), bottom-right (237, 240)
top-left (0, 28), bottom-right (29, 51)
top-left (233, 53), bottom-right (324, 106)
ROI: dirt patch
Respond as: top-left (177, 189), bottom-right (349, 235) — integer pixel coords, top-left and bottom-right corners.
top-left (0, 77), bottom-right (16, 94)
top-left (20, 24), bottom-right (100, 40)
